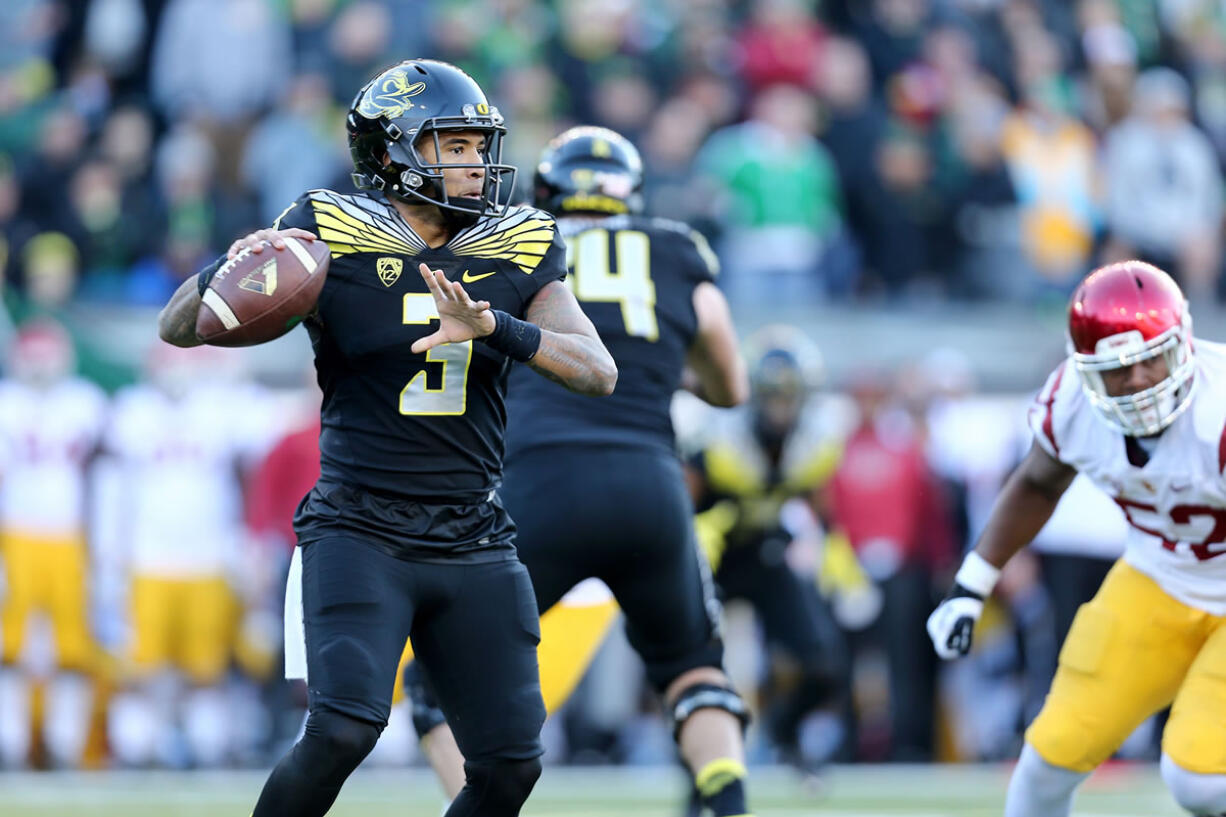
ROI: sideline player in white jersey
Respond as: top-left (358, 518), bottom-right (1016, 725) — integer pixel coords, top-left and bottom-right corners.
top-left (927, 260), bottom-right (1226, 816)
top-left (0, 320), bottom-right (107, 768)
top-left (100, 343), bottom-right (272, 767)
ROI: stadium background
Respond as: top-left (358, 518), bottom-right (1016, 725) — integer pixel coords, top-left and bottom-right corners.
top-left (1, 0), bottom-right (1224, 814)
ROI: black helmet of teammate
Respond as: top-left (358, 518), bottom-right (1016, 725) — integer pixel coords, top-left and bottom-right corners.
top-left (533, 126), bottom-right (644, 216)
top-left (744, 325), bottom-right (824, 448)
top-left (347, 59), bottom-right (515, 219)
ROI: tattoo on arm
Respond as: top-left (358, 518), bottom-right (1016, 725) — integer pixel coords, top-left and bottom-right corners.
top-left (530, 338), bottom-right (600, 389)
top-left (524, 281), bottom-right (617, 396)
top-left (529, 359), bottom-right (571, 388)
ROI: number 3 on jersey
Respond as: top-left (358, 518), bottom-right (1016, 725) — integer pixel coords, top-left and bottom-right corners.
top-left (400, 293), bottom-right (472, 415)
top-left (567, 229), bottom-right (658, 341)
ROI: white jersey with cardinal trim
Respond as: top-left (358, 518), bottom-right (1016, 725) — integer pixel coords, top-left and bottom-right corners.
top-left (0, 378), bottom-right (107, 536)
top-left (1029, 339), bottom-right (1226, 614)
top-left (105, 383), bottom-right (272, 577)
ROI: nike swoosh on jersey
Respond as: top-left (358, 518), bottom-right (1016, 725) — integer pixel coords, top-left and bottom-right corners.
top-left (461, 269), bottom-right (497, 283)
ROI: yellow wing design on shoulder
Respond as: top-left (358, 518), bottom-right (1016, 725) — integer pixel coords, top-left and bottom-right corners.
top-left (785, 439), bottom-right (843, 493)
top-left (449, 207), bottom-right (556, 275)
top-left (307, 190), bottom-right (427, 258)
top-left (704, 443), bottom-right (766, 497)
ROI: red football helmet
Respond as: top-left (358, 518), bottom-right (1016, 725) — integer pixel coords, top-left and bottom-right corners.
top-left (1067, 260), bottom-right (1195, 436)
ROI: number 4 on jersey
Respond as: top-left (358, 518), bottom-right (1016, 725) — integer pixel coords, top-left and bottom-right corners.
top-left (566, 229), bottom-right (658, 341)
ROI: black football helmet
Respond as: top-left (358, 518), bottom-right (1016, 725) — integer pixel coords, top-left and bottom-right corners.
top-left (347, 59), bottom-right (515, 218)
top-left (533, 126), bottom-right (643, 216)
top-left (744, 325), bottom-right (824, 447)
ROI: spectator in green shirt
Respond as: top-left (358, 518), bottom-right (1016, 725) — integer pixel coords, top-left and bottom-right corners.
top-left (696, 84), bottom-right (856, 305)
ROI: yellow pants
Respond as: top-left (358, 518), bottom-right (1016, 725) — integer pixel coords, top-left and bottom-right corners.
top-left (0, 530), bottom-right (93, 670)
top-left (129, 576), bottom-right (238, 685)
top-left (396, 596), bottom-right (620, 714)
top-left (1028, 560), bottom-right (1226, 774)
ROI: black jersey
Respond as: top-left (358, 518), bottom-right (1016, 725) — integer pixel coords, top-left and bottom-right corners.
top-left (277, 189), bottom-right (566, 503)
top-left (505, 214), bottom-right (717, 458)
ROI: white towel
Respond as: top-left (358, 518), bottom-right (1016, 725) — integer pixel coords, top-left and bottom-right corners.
top-left (283, 546), bottom-right (307, 680)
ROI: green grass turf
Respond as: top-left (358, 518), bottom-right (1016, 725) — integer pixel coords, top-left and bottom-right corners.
top-left (0, 763), bottom-right (1185, 817)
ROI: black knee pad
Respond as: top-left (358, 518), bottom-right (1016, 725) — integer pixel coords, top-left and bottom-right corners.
top-left (402, 661), bottom-right (448, 740)
top-left (300, 709), bottom-right (382, 781)
top-left (458, 757), bottom-right (542, 815)
top-left (669, 682), bottom-right (751, 740)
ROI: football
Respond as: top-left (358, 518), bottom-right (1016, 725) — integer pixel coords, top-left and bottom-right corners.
top-left (196, 237), bottom-right (330, 347)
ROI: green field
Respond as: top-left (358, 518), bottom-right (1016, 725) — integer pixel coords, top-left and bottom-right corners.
top-left (0, 764), bottom-right (1187, 817)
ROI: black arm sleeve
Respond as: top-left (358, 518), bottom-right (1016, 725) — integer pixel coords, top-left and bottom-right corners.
top-left (196, 252), bottom-right (228, 296)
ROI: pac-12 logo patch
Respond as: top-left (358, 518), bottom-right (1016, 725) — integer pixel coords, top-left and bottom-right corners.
top-left (377, 257), bottom-right (403, 287)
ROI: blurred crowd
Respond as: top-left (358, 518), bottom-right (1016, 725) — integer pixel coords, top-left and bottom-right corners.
top-left (0, 0), bottom-right (1200, 774)
top-left (2, 0), bottom-right (1226, 349)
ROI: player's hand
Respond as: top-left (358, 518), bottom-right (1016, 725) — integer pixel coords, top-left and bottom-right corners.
top-left (926, 583), bottom-right (985, 659)
top-left (411, 263), bottom-right (496, 353)
top-left (227, 228), bottom-right (317, 259)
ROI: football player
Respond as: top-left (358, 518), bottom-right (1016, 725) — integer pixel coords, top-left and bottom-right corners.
top-left (157, 60), bottom-right (615, 817)
top-left (100, 343), bottom-right (270, 768)
top-left (686, 325), bottom-right (853, 768)
top-left (0, 321), bottom-right (106, 768)
top-left (927, 261), bottom-right (1226, 816)
top-left (403, 125), bottom-right (755, 817)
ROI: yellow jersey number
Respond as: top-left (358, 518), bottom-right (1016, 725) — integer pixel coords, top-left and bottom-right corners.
top-left (566, 228), bottom-right (658, 341)
top-left (399, 293), bottom-right (472, 415)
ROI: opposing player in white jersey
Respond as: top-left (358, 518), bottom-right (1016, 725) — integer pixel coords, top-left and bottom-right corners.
top-left (927, 260), bottom-right (1226, 816)
top-left (100, 343), bottom-right (272, 767)
top-left (0, 321), bottom-right (107, 768)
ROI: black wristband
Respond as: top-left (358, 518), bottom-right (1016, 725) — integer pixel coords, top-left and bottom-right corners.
top-left (947, 581), bottom-right (985, 602)
top-left (481, 309), bottom-right (542, 362)
top-left (196, 253), bottom-right (228, 297)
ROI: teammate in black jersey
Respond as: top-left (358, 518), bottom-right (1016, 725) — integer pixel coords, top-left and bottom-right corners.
top-left (157, 60), bottom-right (615, 817)
top-left (405, 126), bottom-right (757, 817)
top-left (687, 329), bottom-right (853, 770)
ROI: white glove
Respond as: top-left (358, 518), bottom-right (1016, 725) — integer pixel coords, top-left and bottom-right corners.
top-left (927, 552), bottom-right (1001, 660)
top-left (926, 590), bottom-right (985, 659)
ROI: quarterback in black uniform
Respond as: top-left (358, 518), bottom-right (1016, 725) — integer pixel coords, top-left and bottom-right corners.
top-left (157, 61), bottom-right (615, 817)
top-left (406, 127), bottom-right (757, 817)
